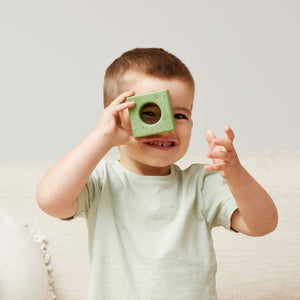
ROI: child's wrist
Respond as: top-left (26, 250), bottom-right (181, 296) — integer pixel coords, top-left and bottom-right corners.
top-left (90, 129), bottom-right (116, 150)
top-left (225, 164), bottom-right (246, 184)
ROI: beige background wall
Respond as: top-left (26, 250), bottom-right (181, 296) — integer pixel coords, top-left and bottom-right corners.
top-left (1, 1), bottom-right (299, 162)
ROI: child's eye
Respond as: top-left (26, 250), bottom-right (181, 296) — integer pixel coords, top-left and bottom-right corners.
top-left (141, 111), bottom-right (160, 124)
top-left (174, 113), bottom-right (187, 120)
top-left (142, 111), bottom-right (156, 117)
top-left (141, 104), bottom-right (162, 124)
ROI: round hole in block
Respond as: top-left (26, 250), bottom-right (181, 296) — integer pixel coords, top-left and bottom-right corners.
top-left (140, 103), bottom-right (161, 125)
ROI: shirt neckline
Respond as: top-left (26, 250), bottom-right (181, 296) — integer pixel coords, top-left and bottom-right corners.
top-left (113, 160), bottom-right (177, 181)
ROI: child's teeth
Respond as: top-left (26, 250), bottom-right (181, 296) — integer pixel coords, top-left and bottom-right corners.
top-left (149, 142), bottom-right (173, 147)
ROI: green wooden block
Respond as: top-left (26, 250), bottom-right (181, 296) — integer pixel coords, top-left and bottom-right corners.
top-left (126, 89), bottom-right (176, 138)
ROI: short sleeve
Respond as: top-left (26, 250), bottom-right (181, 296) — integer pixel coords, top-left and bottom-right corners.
top-left (199, 171), bottom-right (238, 231)
top-left (74, 162), bottom-right (104, 219)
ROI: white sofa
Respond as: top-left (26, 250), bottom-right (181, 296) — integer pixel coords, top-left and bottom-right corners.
top-left (0, 150), bottom-right (299, 299)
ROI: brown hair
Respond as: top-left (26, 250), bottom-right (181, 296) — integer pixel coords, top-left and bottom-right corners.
top-left (103, 48), bottom-right (195, 107)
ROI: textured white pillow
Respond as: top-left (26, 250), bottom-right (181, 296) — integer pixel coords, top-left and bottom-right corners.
top-left (0, 210), bottom-right (56, 300)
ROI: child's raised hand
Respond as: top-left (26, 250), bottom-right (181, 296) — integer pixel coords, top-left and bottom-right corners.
top-left (204, 126), bottom-right (242, 180)
top-left (96, 91), bottom-right (136, 147)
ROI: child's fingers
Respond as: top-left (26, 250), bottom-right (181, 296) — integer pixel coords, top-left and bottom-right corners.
top-left (207, 150), bottom-right (231, 161)
top-left (115, 101), bottom-right (135, 113)
top-left (206, 130), bottom-right (217, 150)
top-left (110, 91), bottom-right (135, 106)
top-left (206, 130), bottom-right (216, 142)
top-left (204, 162), bottom-right (227, 172)
top-left (212, 137), bottom-right (234, 151)
top-left (108, 101), bottom-right (135, 119)
top-left (224, 126), bottom-right (235, 141)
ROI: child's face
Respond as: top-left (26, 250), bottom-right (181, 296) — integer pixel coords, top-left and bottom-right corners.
top-left (119, 74), bottom-right (194, 176)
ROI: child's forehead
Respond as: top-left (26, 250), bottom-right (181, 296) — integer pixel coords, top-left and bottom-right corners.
top-left (126, 74), bottom-right (194, 111)
top-left (126, 72), bottom-right (194, 93)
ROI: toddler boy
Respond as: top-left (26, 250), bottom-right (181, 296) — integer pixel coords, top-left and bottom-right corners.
top-left (37, 48), bottom-right (278, 300)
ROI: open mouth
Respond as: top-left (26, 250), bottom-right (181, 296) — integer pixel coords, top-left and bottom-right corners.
top-left (145, 141), bottom-right (176, 149)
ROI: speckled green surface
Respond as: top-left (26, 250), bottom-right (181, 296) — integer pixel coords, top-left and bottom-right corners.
top-left (126, 89), bottom-right (176, 138)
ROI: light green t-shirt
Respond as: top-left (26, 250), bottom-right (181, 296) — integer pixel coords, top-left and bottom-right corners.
top-left (76, 160), bottom-right (238, 300)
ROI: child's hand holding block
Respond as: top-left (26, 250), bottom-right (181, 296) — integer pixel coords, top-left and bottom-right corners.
top-left (126, 89), bottom-right (176, 138)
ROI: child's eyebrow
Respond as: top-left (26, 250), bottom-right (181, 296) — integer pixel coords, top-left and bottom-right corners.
top-left (173, 107), bottom-right (192, 116)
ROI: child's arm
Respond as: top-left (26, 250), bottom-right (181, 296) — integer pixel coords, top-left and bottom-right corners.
top-left (36, 91), bottom-right (135, 219)
top-left (204, 126), bottom-right (278, 236)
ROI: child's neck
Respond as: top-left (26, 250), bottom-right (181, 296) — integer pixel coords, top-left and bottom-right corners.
top-left (119, 158), bottom-right (171, 176)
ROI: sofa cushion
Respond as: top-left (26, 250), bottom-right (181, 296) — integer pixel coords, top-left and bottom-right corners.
top-left (0, 210), bottom-right (56, 300)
